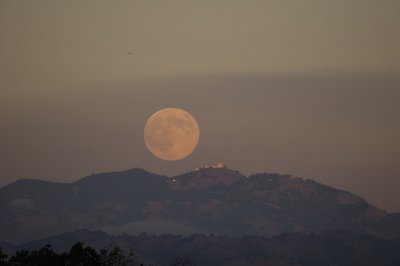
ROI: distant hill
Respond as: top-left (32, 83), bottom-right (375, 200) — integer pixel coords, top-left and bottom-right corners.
top-left (12, 229), bottom-right (400, 266)
top-left (0, 167), bottom-right (398, 244)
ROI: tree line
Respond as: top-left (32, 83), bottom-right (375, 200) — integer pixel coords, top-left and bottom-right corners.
top-left (0, 242), bottom-right (196, 266)
top-left (0, 242), bottom-right (140, 266)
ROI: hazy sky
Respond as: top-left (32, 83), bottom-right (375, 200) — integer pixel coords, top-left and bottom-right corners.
top-left (1, 1), bottom-right (399, 211)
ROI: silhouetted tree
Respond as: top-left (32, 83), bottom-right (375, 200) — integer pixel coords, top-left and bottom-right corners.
top-left (99, 245), bottom-right (137, 266)
top-left (31, 244), bottom-right (65, 266)
top-left (3, 242), bottom-right (140, 266)
top-left (9, 250), bottom-right (31, 266)
top-left (65, 242), bottom-right (99, 266)
top-left (0, 249), bottom-right (8, 266)
top-left (8, 245), bottom-right (65, 266)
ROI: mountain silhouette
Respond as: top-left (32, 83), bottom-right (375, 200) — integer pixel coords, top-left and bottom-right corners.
top-left (0, 167), bottom-right (398, 244)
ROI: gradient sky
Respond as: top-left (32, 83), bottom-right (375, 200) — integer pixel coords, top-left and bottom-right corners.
top-left (0, 1), bottom-right (399, 211)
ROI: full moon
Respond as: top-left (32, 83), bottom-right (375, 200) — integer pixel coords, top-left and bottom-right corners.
top-left (144, 108), bottom-right (200, 161)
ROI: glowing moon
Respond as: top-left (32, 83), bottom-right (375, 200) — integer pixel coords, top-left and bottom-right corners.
top-left (144, 108), bottom-right (200, 161)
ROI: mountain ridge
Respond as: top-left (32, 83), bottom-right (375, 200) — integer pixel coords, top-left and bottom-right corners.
top-left (0, 167), bottom-right (398, 244)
